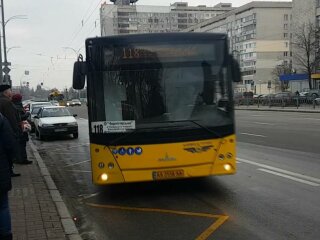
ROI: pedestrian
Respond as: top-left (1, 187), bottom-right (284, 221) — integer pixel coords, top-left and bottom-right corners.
top-left (12, 93), bottom-right (32, 165)
top-left (0, 84), bottom-right (21, 176)
top-left (0, 112), bottom-right (16, 240)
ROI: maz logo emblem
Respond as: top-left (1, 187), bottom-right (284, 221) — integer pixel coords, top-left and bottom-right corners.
top-left (184, 145), bottom-right (213, 153)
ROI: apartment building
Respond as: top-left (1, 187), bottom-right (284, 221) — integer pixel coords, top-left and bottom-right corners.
top-left (100, 1), bottom-right (234, 36)
top-left (183, 1), bottom-right (292, 94)
top-left (291, 0), bottom-right (320, 90)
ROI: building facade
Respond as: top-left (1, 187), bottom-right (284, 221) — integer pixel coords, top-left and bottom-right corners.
top-left (183, 2), bottom-right (292, 94)
top-left (291, 0), bottom-right (320, 91)
top-left (100, 1), bottom-right (234, 36)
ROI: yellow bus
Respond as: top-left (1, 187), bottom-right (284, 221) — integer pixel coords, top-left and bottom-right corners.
top-left (73, 33), bottom-right (241, 185)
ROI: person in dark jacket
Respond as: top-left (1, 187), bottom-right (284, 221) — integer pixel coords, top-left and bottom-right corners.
top-left (12, 93), bottom-right (32, 165)
top-left (0, 113), bottom-right (16, 240)
top-left (0, 84), bottom-right (21, 176)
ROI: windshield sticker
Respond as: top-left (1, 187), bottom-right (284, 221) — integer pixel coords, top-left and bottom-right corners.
top-left (91, 121), bottom-right (135, 133)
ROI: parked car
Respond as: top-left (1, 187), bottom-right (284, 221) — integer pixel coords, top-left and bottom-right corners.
top-left (25, 101), bottom-right (54, 131)
top-left (307, 89), bottom-right (320, 99)
top-left (50, 100), bottom-right (60, 106)
top-left (234, 92), bottom-right (254, 105)
top-left (67, 99), bottom-right (81, 106)
top-left (33, 106), bottom-right (78, 140)
top-left (270, 92), bottom-right (298, 106)
top-left (259, 94), bottom-right (275, 105)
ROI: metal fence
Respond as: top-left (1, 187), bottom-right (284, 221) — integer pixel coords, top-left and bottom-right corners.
top-left (234, 97), bottom-right (320, 110)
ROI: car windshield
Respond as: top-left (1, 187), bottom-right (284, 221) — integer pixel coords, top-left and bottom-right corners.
top-left (41, 108), bottom-right (72, 117)
top-left (31, 107), bottom-right (41, 114)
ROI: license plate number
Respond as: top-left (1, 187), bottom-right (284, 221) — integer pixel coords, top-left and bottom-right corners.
top-left (55, 128), bottom-right (67, 132)
top-left (152, 169), bottom-right (184, 180)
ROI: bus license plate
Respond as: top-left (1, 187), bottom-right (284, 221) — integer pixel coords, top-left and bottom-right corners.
top-left (152, 169), bottom-right (184, 180)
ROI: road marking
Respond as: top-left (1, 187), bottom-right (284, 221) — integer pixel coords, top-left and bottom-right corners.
top-left (65, 160), bottom-right (90, 167)
top-left (238, 158), bottom-right (320, 184)
top-left (251, 115), bottom-right (266, 117)
top-left (79, 192), bottom-right (101, 200)
top-left (300, 118), bottom-right (320, 121)
top-left (86, 203), bottom-right (228, 240)
top-left (196, 215), bottom-right (229, 240)
top-left (252, 122), bottom-right (274, 126)
top-left (258, 168), bottom-right (320, 187)
top-left (240, 133), bottom-right (267, 138)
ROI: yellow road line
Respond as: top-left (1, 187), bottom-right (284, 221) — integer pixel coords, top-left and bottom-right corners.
top-left (86, 203), bottom-right (228, 239)
top-left (196, 215), bottom-right (229, 240)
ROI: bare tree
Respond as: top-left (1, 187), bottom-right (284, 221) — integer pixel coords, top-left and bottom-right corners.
top-left (272, 62), bottom-right (292, 92)
top-left (292, 22), bottom-right (320, 89)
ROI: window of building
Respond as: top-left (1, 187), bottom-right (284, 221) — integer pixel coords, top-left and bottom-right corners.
top-left (284, 52), bottom-right (288, 57)
top-left (284, 33), bottom-right (288, 38)
top-left (284, 24), bottom-right (288, 30)
top-left (284, 14), bottom-right (288, 21)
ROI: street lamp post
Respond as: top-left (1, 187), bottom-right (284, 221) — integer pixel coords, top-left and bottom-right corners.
top-left (6, 46), bottom-right (20, 56)
top-left (0, 0), bottom-right (27, 85)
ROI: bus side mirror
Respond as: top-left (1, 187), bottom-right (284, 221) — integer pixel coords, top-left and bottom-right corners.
top-left (231, 56), bottom-right (242, 83)
top-left (73, 55), bottom-right (87, 90)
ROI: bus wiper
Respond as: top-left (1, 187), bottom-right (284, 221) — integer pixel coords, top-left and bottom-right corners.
top-left (147, 119), bottom-right (222, 138)
top-left (109, 120), bottom-right (222, 146)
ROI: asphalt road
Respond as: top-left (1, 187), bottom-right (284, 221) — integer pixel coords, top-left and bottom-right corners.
top-left (31, 106), bottom-right (320, 240)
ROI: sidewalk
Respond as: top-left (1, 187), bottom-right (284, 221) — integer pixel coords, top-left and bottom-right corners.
top-left (235, 105), bottom-right (320, 113)
top-left (8, 142), bottom-right (81, 240)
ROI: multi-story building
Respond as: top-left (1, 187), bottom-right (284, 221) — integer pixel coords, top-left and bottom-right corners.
top-left (291, 0), bottom-right (320, 91)
top-left (100, 1), bottom-right (234, 36)
top-left (183, 1), bottom-right (292, 94)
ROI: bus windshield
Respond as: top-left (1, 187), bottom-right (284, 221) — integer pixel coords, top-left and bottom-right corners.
top-left (90, 40), bottom-right (234, 135)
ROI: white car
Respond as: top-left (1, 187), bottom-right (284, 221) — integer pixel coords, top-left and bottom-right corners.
top-left (67, 99), bottom-right (82, 107)
top-left (25, 101), bottom-right (54, 131)
top-left (33, 106), bottom-right (78, 140)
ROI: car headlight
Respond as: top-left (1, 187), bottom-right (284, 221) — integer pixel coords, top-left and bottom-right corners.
top-left (42, 124), bottom-right (54, 128)
top-left (68, 122), bottom-right (78, 126)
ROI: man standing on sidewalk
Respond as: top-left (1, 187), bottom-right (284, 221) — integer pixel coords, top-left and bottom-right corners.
top-left (0, 84), bottom-right (21, 176)
top-left (12, 93), bottom-right (32, 165)
top-left (0, 112), bottom-right (16, 240)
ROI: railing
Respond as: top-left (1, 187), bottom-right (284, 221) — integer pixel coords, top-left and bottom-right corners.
top-left (234, 97), bottom-right (320, 110)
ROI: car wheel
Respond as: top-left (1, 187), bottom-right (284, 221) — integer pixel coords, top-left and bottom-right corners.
top-left (73, 132), bottom-right (79, 139)
top-left (311, 93), bottom-right (318, 99)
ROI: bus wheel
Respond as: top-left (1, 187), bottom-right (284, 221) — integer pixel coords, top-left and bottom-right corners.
top-left (73, 132), bottom-right (79, 139)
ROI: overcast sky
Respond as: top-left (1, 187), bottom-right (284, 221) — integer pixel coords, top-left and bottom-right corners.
top-left (5, 0), bottom-right (289, 90)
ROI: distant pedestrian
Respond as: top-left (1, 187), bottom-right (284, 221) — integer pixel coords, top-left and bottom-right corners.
top-left (0, 112), bottom-right (16, 240)
top-left (0, 84), bottom-right (21, 177)
top-left (295, 90), bottom-right (300, 96)
top-left (12, 94), bottom-right (32, 165)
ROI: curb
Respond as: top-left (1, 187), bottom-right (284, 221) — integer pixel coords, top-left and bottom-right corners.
top-left (235, 108), bottom-right (320, 113)
top-left (29, 140), bottom-right (82, 240)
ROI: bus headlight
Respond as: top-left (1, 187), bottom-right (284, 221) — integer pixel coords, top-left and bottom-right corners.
top-left (223, 164), bottom-right (232, 171)
top-left (101, 173), bottom-right (108, 181)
